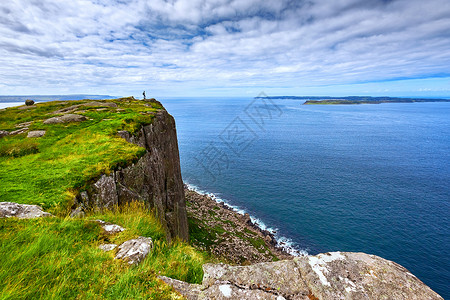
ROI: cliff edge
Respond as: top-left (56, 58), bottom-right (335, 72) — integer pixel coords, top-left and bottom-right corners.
top-left (73, 109), bottom-right (189, 241)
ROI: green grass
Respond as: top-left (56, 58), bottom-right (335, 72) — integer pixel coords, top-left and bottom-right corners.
top-left (0, 98), bottom-right (160, 214)
top-left (0, 203), bottom-right (210, 299)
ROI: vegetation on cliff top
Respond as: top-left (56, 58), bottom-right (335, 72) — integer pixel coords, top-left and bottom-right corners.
top-left (0, 203), bottom-right (210, 299)
top-left (0, 97), bottom-right (160, 215)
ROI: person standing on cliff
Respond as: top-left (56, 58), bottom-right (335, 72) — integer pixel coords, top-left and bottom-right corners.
top-left (143, 91), bottom-right (146, 100)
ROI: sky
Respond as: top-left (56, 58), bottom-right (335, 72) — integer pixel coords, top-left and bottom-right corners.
top-left (1, 0), bottom-right (450, 98)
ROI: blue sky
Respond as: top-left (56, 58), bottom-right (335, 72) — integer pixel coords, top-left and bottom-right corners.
top-left (1, 0), bottom-right (450, 98)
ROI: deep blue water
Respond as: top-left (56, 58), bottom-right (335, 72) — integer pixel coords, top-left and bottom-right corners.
top-left (160, 97), bottom-right (450, 298)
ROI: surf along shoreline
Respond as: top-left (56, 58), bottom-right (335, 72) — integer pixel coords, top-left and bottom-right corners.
top-left (184, 183), bottom-right (306, 264)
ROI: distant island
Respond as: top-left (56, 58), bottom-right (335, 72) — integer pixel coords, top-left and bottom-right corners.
top-left (254, 96), bottom-right (450, 105)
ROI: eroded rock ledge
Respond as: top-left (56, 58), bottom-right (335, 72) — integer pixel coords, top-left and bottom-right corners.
top-left (72, 109), bottom-right (189, 242)
top-left (161, 252), bottom-right (443, 300)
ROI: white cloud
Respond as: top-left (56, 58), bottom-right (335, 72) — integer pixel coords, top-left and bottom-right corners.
top-left (0, 0), bottom-right (449, 96)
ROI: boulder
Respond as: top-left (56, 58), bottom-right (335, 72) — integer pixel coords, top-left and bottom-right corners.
top-left (115, 236), bottom-right (153, 264)
top-left (162, 252), bottom-right (443, 300)
top-left (27, 130), bottom-right (46, 138)
top-left (0, 202), bottom-right (53, 219)
top-left (43, 114), bottom-right (87, 124)
top-left (25, 99), bottom-right (34, 106)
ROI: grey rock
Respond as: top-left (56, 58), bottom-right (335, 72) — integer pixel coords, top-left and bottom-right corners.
top-left (91, 174), bottom-right (118, 209)
top-left (115, 236), bottom-right (153, 264)
top-left (163, 252), bottom-right (443, 300)
top-left (25, 99), bottom-right (34, 106)
top-left (0, 202), bottom-right (53, 219)
top-left (159, 276), bottom-right (202, 300)
top-left (15, 121), bottom-right (33, 128)
top-left (9, 128), bottom-right (28, 135)
top-left (99, 244), bottom-right (117, 252)
top-left (76, 110), bottom-right (189, 242)
top-left (95, 219), bottom-right (125, 234)
top-left (27, 130), bottom-right (46, 138)
top-left (0, 130), bottom-right (9, 138)
top-left (43, 114), bottom-right (87, 124)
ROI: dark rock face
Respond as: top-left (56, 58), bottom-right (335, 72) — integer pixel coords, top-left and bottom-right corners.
top-left (74, 110), bottom-right (189, 242)
top-left (25, 99), bottom-right (34, 106)
top-left (161, 252), bottom-right (443, 300)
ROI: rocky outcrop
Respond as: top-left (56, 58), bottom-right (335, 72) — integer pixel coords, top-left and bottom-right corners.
top-left (73, 109), bottom-right (189, 242)
top-left (43, 114), bottom-right (87, 124)
top-left (0, 202), bottom-right (53, 219)
top-left (161, 252), bottom-right (443, 300)
top-left (115, 236), bottom-right (153, 264)
top-left (186, 189), bottom-right (291, 264)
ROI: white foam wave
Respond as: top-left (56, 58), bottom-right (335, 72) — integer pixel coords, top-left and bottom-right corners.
top-left (184, 182), bottom-right (308, 257)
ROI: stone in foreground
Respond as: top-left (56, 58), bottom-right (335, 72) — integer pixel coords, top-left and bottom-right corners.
top-left (0, 202), bottom-right (53, 219)
top-left (162, 252), bottom-right (443, 300)
top-left (27, 130), bottom-right (46, 138)
top-left (95, 219), bottom-right (125, 234)
top-left (115, 236), bottom-right (153, 264)
top-left (43, 114), bottom-right (87, 124)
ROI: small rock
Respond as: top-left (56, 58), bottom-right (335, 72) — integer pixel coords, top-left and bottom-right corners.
top-left (43, 114), bottom-right (87, 124)
top-left (0, 202), bottom-right (53, 219)
top-left (115, 236), bottom-right (153, 264)
top-left (25, 99), bottom-right (35, 106)
top-left (95, 219), bottom-right (125, 234)
top-left (0, 130), bottom-right (9, 138)
top-left (9, 128), bottom-right (28, 135)
top-left (27, 130), bottom-right (46, 138)
top-left (99, 244), bottom-right (117, 252)
top-left (15, 121), bottom-right (33, 128)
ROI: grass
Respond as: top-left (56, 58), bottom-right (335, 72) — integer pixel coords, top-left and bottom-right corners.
top-left (0, 98), bottom-right (219, 298)
top-left (0, 203), bottom-right (210, 299)
top-left (0, 98), bottom-right (160, 214)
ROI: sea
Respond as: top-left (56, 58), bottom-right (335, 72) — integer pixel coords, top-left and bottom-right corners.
top-left (2, 97), bottom-right (449, 298)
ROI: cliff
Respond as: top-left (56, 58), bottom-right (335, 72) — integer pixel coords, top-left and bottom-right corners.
top-left (73, 109), bottom-right (189, 241)
top-left (0, 97), bottom-right (188, 241)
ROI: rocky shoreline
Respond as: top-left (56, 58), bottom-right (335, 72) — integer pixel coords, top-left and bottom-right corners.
top-left (185, 187), bottom-right (294, 264)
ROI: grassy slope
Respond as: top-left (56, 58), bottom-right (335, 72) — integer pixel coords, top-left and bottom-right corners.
top-left (0, 203), bottom-right (210, 299)
top-left (0, 99), bottom-right (214, 299)
top-left (0, 98), bottom-right (158, 214)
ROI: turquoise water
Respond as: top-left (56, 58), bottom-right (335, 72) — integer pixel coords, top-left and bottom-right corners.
top-left (160, 97), bottom-right (450, 298)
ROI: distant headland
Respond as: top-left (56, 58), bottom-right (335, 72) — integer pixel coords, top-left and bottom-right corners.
top-left (254, 96), bottom-right (450, 105)
top-left (0, 94), bottom-right (117, 103)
